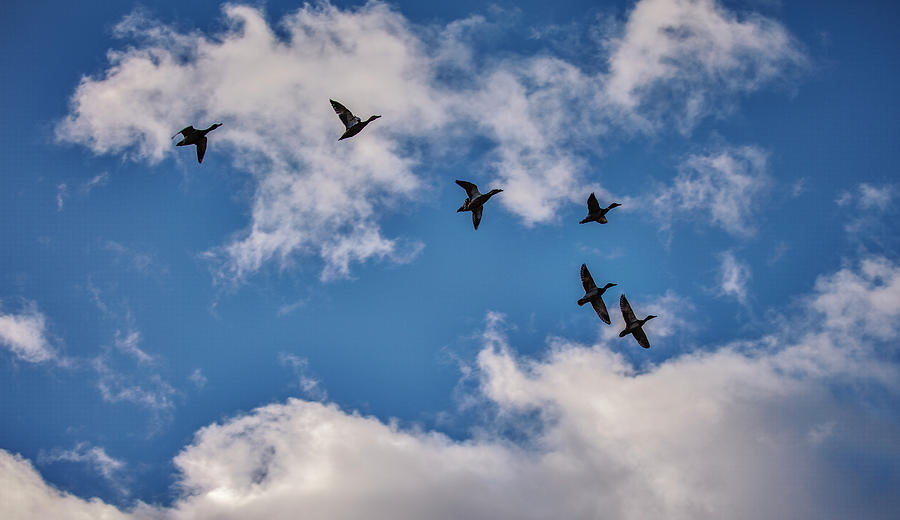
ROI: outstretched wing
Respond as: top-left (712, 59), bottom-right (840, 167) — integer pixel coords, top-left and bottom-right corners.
top-left (456, 180), bottom-right (481, 198)
top-left (620, 294), bottom-right (637, 326)
top-left (472, 205), bottom-right (483, 230)
top-left (631, 327), bottom-right (650, 349)
top-left (580, 264), bottom-right (597, 292)
top-left (196, 137), bottom-right (207, 164)
top-left (591, 297), bottom-right (611, 324)
top-left (173, 126), bottom-right (195, 139)
top-left (330, 99), bottom-right (359, 129)
top-left (587, 192), bottom-right (601, 214)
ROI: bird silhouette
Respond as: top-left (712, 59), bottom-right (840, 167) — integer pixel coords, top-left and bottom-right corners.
top-left (577, 264), bottom-right (616, 324)
top-left (330, 99), bottom-right (381, 140)
top-left (456, 180), bottom-right (502, 230)
top-left (580, 193), bottom-right (621, 224)
top-left (618, 294), bottom-right (656, 349)
top-left (172, 123), bottom-right (222, 163)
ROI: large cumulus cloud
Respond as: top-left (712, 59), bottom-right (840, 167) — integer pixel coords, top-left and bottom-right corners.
top-left (3, 256), bottom-right (898, 519)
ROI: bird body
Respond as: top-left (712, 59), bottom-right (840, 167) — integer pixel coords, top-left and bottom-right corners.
top-left (618, 294), bottom-right (656, 348)
top-left (173, 123), bottom-right (222, 163)
top-left (330, 99), bottom-right (380, 140)
top-left (580, 193), bottom-right (621, 224)
top-left (577, 264), bottom-right (616, 324)
top-left (455, 180), bottom-right (502, 230)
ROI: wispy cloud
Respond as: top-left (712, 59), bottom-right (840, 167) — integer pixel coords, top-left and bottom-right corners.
top-left (93, 356), bottom-right (175, 412)
top-left (651, 144), bottom-right (770, 236)
top-left (55, 183), bottom-right (67, 211)
top-left (81, 171), bottom-right (109, 193)
top-left (113, 328), bottom-right (153, 364)
top-left (835, 182), bottom-right (898, 252)
top-left (189, 368), bottom-right (207, 389)
top-left (278, 353), bottom-right (327, 401)
top-left (39, 442), bottom-right (125, 484)
top-left (717, 250), bottom-right (751, 304)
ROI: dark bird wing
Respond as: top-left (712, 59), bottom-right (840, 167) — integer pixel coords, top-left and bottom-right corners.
top-left (591, 297), bottom-right (611, 324)
top-left (472, 205), bottom-right (483, 230)
top-left (620, 294), bottom-right (637, 326)
top-left (456, 180), bottom-right (481, 198)
top-left (631, 327), bottom-right (651, 349)
top-left (330, 99), bottom-right (359, 129)
top-left (580, 264), bottom-right (597, 292)
top-left (173, 126), bottom-right (195, 139)
top-left (587, 192), bottom-right (601, 214)
top-left (196, 136), bottom-right (207, 164)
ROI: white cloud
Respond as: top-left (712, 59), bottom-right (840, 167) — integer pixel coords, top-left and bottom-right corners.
top-left (717, 250), bottom-right (751, 303)
top-left (58, 0), bottom-right (805, 282)
top-left (0, 301), bottom-right (56, 363)
top-left (651, 145), bottom-right (770, 236)
top-left (835, 182), bottom-right (898, 247)
top-left (40, 443), bottom-right (125, 483)
top-left (0, 451), bottom-right (134, 520)
top-left (6, 257), bottom-right (897, 519)
top-left (858, 183), bottom-right (894, 210)
top-left (809, 256), bottom-right (900, 341)
top-left (56, 183), bottom-right (68, 211)
top-left (602, 0), bottom-right (807, 130)
top-left (114, 329), bottom-right (153, 364)
top-left (189, 368), bottom-right (207, 389)
top-left (838, 182), bottom-right (894, 212)
top-left (59, 3), bottom-right (442, 285)
top-left (278, 353), bottom-right (327, 401)
top-left (93, 357), bottom-right (175, 412)
top-left (81, 171), bottom-right (110, 193)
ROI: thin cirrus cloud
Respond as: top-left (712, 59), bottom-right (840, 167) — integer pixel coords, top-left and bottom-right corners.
top-left (3, 256), bottom-right (898, 520)
top-left (38, 442), bottom-right (125, 485)
top-left (56, 0), bottom-right (806, 284)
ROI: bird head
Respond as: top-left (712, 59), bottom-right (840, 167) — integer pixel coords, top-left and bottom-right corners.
top-left (603, 283), bottom-right (617, 290)
top-left (367, 115), bottom-right (382, 122)
top-left (645, 315), bottom-right (658, 322)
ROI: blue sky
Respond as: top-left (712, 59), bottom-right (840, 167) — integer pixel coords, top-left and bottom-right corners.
top-left (1, 0), bottom-right (899, 518)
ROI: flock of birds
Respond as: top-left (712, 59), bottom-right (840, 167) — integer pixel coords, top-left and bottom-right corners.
top-left (173, 99), bottom-right (658, 349)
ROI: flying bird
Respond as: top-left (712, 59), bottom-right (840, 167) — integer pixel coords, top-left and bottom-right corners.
top-left (618, 294), bottom-right (656, 349)
top-left (330, 99), bottom-right (381, 140)
top-left (577, 264), bottom-right (616, 324)
top-left (172, 123), bottom-right (223, 164)
top-left (580, 193), bottom-right (621, 224)
top-left (456, 180), bottom-right (503, 230)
